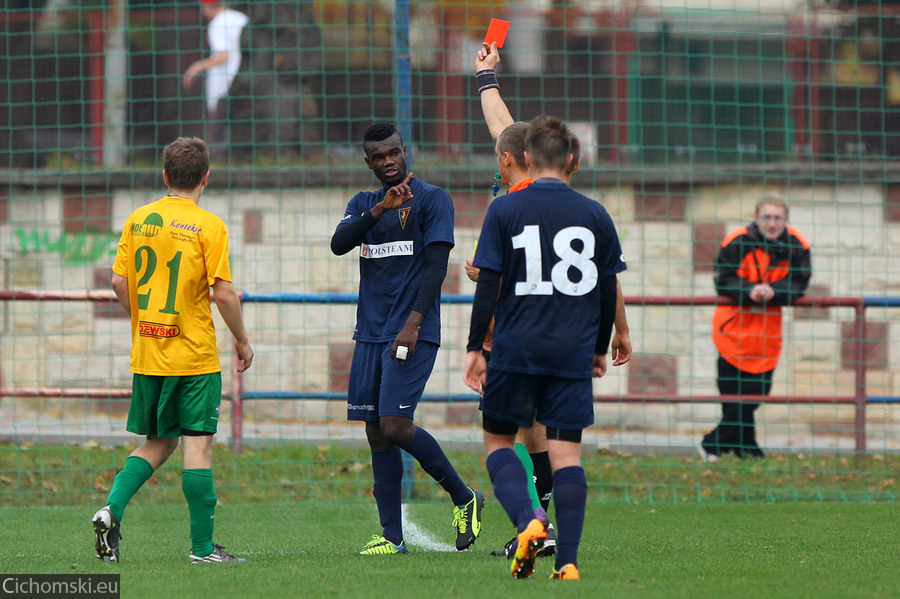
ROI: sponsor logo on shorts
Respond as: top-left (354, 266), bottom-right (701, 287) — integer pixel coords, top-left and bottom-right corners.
top-left (347, 404), bottom-right (375, 411)
top-left (138, 321), bottom-right (181, 338)
top-left (360, 241), bottom-right (414, 259)
top-left (132, 212), bottom-right (163, 237)
top-left (399, 404), bottom-right (412, 409)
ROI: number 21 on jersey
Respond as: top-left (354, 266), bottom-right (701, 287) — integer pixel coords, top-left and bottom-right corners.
top-left (511, 225), bottom-right (597, 297)
top-left (135, 245), bottom-right (182, 314)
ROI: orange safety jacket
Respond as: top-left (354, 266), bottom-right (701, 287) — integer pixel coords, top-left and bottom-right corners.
top-left (711, 221), bottom-right (812, 374)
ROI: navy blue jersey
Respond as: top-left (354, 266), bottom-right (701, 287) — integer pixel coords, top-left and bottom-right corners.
top-left (337, 177), bottom-right (455, 344)
top-left (473, 178), bottom-right (626, 377)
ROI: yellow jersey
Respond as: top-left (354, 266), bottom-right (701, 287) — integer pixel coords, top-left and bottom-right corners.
top-left (112, 196), bottom-right (232, 376)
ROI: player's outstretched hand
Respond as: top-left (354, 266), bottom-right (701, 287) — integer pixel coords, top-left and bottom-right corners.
top-left (463, 350), bottom-right (487, 394)
top-left (381, 172), bottom-right (415, 210)
top-left (477, 42), bottom-right (501, 71)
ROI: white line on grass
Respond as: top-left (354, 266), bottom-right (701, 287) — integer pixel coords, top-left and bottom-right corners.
top-left (401, 503), bottom-right (456, 552)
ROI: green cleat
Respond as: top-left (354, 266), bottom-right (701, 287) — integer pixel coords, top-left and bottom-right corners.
top-left (452, 487), bottom-right (484, 550)
top-left (358, 535), bottom-right (408, 555)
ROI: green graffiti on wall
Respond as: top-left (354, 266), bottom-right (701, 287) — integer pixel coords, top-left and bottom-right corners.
top-left (14, 228), bottom-right (118, 265)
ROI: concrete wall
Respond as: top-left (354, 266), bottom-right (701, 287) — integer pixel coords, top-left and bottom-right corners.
top-left (1, 181), bottom-right (899, 446)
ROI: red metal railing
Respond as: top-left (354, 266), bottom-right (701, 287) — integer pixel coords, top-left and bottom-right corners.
top-left (0, 291), bottom-right (877, 458)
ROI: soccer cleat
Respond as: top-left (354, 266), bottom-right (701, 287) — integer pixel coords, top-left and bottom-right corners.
top-left (696, 442), bottom-right (719, 463)
top-left (491, 535), bottom-right (517, 558)
top-left (510, 514), bottom-right (548, 579)
top-left (358, 535), bottom-right (408, 555)
top-left (452, 487), bottom-right (484, 551)
top-left (189, 544), bottom-right (246, 563)
top-left (537, 522), bottom-right (557, 558)
top-left (92, 506), bottom-right (122, 563)
top-left (495, 521), bottom-right (555, 559)
top-left (550, 563), bottom-right (580, 580)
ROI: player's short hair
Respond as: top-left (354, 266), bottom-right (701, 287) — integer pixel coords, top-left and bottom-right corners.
top-left (525, 115), bottom-right (572, 171)
top-left (163, 137), bottom-right (209, 190)
top-left (497, 122), bottom-right (529, 168)
top-left (566, 133), bottom-right (581, 175)
top-left (363, 122), bottom-right (402, 147)
top-left (755, 193), bottom-right (789, 219)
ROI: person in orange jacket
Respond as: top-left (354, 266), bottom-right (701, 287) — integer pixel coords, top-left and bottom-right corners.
top-left (698, 196), bottom-right (812, 460)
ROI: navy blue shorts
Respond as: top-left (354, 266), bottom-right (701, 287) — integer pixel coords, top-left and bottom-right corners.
top-left (347, 340), bottom-right (439, 422)
top-left (481, 367), bottom-right (594, 431)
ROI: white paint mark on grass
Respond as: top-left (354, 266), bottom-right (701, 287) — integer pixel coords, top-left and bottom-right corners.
top-left (401, 503), bottom-right (456, 552)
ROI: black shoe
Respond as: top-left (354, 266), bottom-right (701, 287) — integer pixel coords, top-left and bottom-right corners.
top-left (453, 487), bottom-right (484, 550)
top-left (536, 522), bottom-right (556, 558)
top-left (696, 443), bottom-right (719, 463)
top-left (189, 544), bottom-right (246, 563)
top-left (92, 506), bottom-right (122, 563)
top-left (491, 535), bottom-right (516, 558)
top-left (745, 446), bottom-right (766, 459)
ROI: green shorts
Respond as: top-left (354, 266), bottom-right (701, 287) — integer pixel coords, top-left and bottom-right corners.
top-left (127, 372), bottom-right (222, 438)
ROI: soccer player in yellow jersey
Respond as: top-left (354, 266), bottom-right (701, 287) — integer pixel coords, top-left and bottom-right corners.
top-left (92, 137), bottom-right (254, 564)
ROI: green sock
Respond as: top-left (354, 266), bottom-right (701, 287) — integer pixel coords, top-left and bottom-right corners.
top-left (514, 442), bottom-right (540, 511)
top-left (106, 456), bottom-right (154, 523)
top-left (182, 468), bottom-right (216, 557)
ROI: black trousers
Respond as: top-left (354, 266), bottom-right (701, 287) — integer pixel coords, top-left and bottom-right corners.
top-left (701, 356), bottom-right (774, 458)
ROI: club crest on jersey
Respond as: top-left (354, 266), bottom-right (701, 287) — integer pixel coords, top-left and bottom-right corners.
top-left (398, 207), bottom-right (411, 229)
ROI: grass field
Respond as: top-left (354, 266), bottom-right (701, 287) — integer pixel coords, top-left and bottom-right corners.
top-left (2, 442), bottom-right (898, 506)
top-left (0, 443), bottom-right (898, 598)
top-left (0, 501), bottom-right (896, 598)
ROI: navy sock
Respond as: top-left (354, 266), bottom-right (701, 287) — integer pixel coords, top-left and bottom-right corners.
top-left (552, 466), bottom-right (587, 569)
top-left (371, 447), bottom-right (404, 545)
top-left (404, 427), bottom-right (471, 506)
top-left (530, 451), bottom-right (554, 512)
top-left (486, 448), bottom-right (535, 531)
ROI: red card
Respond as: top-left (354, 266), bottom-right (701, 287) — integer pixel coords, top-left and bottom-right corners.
top-left (484, 18), bottom-right (510, 49)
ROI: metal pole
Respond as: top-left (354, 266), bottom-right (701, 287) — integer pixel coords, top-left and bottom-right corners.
top-left (231, 295), bottom-right (245, 454)
top-left (395, 0), bottom-right (412, 165)
top-left (853, 300), bottom-right (867, 463)
top-left (103, 0), bottom-right (128, 166)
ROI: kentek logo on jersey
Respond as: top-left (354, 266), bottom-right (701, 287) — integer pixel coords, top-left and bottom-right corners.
top-left (398, 207), bottom-right (411, 229)
top-left (170, 219), bottom-right (202, 233)
top-left (360, 241), bottom-right (414, 259)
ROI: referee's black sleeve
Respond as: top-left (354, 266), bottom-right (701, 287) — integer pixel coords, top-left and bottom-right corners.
top-left (594, 275), bottom-right (617, 355)
top-left (466, 268), bottom-right (501, 351)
